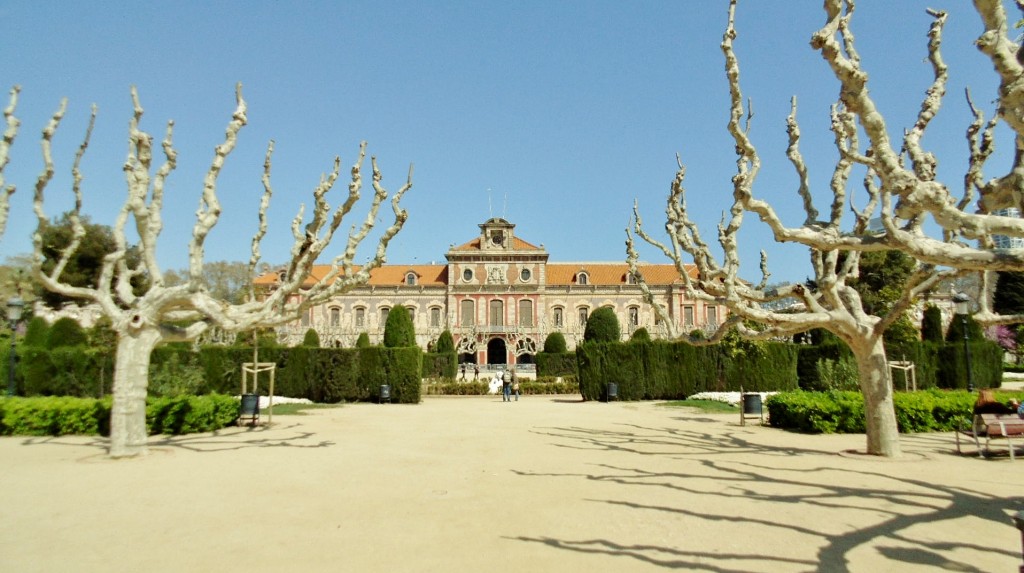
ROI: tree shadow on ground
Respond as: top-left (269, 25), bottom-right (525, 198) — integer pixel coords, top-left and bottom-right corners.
top-left (18, 422), bottom-right (334, 454)
top-left (515, 423), bottom-right (1022, 572)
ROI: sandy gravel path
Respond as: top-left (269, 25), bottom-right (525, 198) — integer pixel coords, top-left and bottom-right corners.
top-left (0, 395), bottom-right (1021, 572)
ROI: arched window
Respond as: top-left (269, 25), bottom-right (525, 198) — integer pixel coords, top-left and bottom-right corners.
top-left (628, 306), bottom-right (639, 327)
top-left (405, 272), bottom-right (417, 286)
top-left (380, 307), bottom-right (390, 325)
top-left (330, 307), bottom-right (341, 327)
top-left (407, 306), bottom-right (416, 322)
top-left (430, 307), bottom-right (441, 327)
top-left (552, 307), bottom-right (564, 328)
top-left (355, 306), bottom-right (366, 327)
top-left (489, 299), bottom-right (504, 326)
top-left (460, 299), bottom-right (475, 327)
top-left (577, 306), bottom-right (589, 327)
top-left (577, 272), bottom-right (589, 286)
top-left (518, 299), bottom-right (533, 327)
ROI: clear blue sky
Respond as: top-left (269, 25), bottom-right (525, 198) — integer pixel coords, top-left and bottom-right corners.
top-left (0, 1), bottom-right (1015, 283)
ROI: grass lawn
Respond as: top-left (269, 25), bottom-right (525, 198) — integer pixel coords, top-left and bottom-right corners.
top-left (660, 399), bottom-right (738, 413)
top-left (260, 403), bottom-right (341, 416)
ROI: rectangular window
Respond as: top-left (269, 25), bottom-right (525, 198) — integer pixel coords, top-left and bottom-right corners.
top-left (628, 307), bottom-right (639, 326)
top-left (683, 305), bottom-right (694, 327)
top-left (380, 307), bottom-right (390, 326)
top-left (553, 308), bottom-right (563, 328)
top-left (490, 300), bottom-right (503, 326)
top-left (330, 308), bottom-right (340, 327)
top-left (407, 307), bottom-right (415, 323)
top-left (461, 299), bottom-right (474, 327)
top-left (355, 307), bottom-right (365, 327)
top-left (578, 307), bottom-right (588, 327)
top-left (518, 300), bottom-right (533, 327)
top-left (430, 307), bottom-right (441, 327)
top-left (707, 306), bottom-right (718, 326)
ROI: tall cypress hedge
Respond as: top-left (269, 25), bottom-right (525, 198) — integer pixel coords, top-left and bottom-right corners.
top-left (577, 340), bottom-right (798, 401)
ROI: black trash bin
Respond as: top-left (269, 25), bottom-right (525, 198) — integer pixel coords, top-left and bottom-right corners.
top-left (740, 392), bottom-right (763, 425)
top-left (379, 384), bottom-right (392, 404)
top-left (239, 394), bottom-right (260, 425)
top-left (606, 382), bottom-right (619, 402)
top-left (742, 393), bottom-right (762, 415)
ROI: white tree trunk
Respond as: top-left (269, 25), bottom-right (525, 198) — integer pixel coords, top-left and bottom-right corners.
top-left (851, 337), bottom-right (901, 458)
top-left (109, 325), bottom-right (161, 458)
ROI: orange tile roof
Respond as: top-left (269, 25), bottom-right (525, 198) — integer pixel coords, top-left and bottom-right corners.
top-left (253, 264), bottom-right (448, 288)
top-left (449, 236), bottom-right (543, 252)
top-left (254, 262), bottom-right (691, 288)
top-left (546, 263), bottom-right (695, 286)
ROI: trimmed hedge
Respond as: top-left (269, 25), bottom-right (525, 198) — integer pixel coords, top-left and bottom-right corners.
top-left (420, 378), bottom-right (579, 396)
top-left (0, 394), bottom-right (239, 436)
top-left (422, 351), bottom-right (457, 379)
top-left (766, 389), bottom-right (1024, 434)
top-left (577, 340), bottom-right (799, 401)
top-left (536, 352), bottom-right (577, 377)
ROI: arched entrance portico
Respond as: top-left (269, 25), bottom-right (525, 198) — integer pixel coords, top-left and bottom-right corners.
top-left (486, 337), bottom-right (507, 366)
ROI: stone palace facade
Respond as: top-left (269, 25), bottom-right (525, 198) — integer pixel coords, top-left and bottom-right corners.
top-left (255, 218), bottom-right (724, 367)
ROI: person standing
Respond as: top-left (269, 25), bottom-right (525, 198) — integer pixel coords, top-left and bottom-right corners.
top-left (459, 363), bottom-right (466, 381)
top-left (511, 368), bottom-right (520, 402)
top-left (474, 364), bottom-right (479, 381)
top-left (501, 369), bottom-right (511, 402)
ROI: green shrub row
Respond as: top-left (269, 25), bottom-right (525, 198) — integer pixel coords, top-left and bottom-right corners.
top-left (796, 340), bottom-right (1004, 391)
top-left (577, 340), bottom-right (798, 401)
top-left (4, 344), bottom-right (423, 404)
top-left (422, 351), bottom-right (457, 379)
top-left (766, 389), bottom-right (1024, 434)
top-left (420, 379), bottom-right (579, 396)
top-left (0, 394), bottom-right (240, 436)
top-left (536, 351), bottom-right (578, 377)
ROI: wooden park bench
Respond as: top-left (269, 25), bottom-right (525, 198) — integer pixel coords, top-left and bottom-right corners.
top-left (956, 413), bottom-right (1024, 461)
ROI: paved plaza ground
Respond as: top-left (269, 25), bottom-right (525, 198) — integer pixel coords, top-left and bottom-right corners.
top-left (0, 395), bottom-right (1021, 572)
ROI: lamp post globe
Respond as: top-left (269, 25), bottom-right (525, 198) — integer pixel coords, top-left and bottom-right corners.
top-left (6, 297), bottom-right (25, 397)
top-left (951, 292), bottom-right (974, 393)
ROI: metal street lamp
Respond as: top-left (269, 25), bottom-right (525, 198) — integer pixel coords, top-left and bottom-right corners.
top-left (952, 292), bottom-right (974, 393)
top-left (6, 297), bottom-right (25, 397)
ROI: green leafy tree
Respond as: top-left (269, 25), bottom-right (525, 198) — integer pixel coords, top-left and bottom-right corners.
top-left (920, 305), bottom-right (944, 343)
top-left (35, 212), bottom-right (146, 309)
top-left (630, 327), bottom-right (651, 343)
top-left (435, 330), bottom-right (455, 354)
top-left (164, 261), bottom-right (254, 304)
top-left (584, 306), bottom-right (620, 343)
top-left (383, 308), bottom-right (416, 347)
top-left (46, 317), bottom-right (87, 348)
top-left (946, 313), bottom-right (985, 343)
top-left (883, 315), bottom-right (919, 347)
top-left (848, 251), bottom-right (916, 316)
top-left (543, 331), bottom-right (567, 353)
top-left (22, 317), bottom-right (49, 347)
top-left (993, 271), bottom-right (1024, 315)
top-left (301, 328), bottom-right (320, 348)
top-left (356, 332), bottom-right (371, 348)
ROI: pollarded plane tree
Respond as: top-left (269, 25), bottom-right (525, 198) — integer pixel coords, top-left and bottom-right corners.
top-left (0, 86), bottom-right (21, 239)
top-left (29, 84), bottom-right (411, 458)
top-left (625, 0), bottom-right (1024, 457)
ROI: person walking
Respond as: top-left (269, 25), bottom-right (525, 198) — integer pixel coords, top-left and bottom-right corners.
top-left (459, 363), bottom-right (466, 381)
top-left (501, 368), bottom-right (511, 402)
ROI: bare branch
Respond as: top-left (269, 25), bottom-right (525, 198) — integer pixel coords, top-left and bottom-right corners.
top-left (0, 86), bottom-right (21, 239)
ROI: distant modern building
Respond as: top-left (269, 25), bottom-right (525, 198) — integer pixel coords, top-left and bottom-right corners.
top-left (255, 218), bottom-right (723, 367)
top-left (992, 208), bottom-right (1024, 249)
